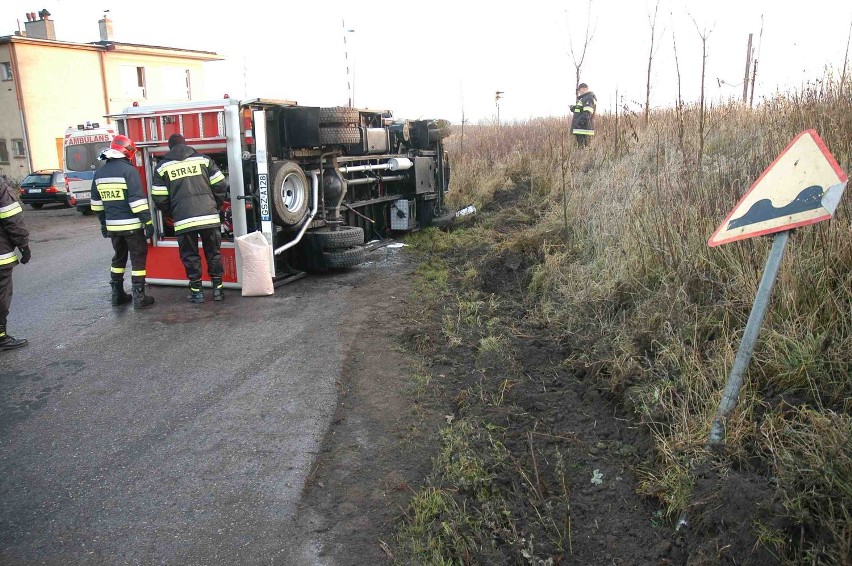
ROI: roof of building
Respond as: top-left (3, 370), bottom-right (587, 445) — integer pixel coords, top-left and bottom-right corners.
top-left (0, 34), bottom-right (223, 61)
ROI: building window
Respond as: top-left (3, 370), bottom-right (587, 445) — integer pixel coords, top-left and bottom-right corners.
top-left (162, 67), bottom-right (191, 100)
top-left (12, 139), bottom-right (25, 158)
top-left (120, 65), bottom-right (146, 98)
top-left (0, 62), bottom-right (12, 81)
top-left (0, 140), bottom-right (8, 164)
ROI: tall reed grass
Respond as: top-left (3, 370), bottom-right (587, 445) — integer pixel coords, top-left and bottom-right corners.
top-left (443, 77), bottom-right (852, 563)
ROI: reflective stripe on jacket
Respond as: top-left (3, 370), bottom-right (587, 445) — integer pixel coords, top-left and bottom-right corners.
top-left (151, 144), bottom-right (227, 234)
top-left (0, 178), bottom-right (29, 267)
top-left (92, 158), bottom-right (152, 234)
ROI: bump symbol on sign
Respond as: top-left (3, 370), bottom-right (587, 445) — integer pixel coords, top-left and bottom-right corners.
top-left (726, 185), bottom-right (824, 230)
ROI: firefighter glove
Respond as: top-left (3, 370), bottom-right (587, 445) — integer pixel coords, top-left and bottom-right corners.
top-left (101, 225), bottom-right (109, 238)
top-left (144, 223), bottom-right (155, 239)
top-left (19, 246), bottom-right (30, 264)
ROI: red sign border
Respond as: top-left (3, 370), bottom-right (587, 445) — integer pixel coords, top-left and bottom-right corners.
top-left (708, 129), bottom-right (848, 247)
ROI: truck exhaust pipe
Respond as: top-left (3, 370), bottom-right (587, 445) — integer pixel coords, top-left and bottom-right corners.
top-left (273, 169), bottom-right (320, 256)
top-left (338, 157), bottom-right (412, 174)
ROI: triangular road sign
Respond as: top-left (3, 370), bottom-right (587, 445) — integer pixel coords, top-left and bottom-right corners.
top-left (709, 129), bottom-right (848, 247)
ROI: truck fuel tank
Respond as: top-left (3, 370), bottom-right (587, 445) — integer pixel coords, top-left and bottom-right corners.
top-left (364, 128), bottom-right (389, 154)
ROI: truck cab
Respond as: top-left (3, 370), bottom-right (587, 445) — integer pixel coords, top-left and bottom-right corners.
top-left (107, 98), bottom-right (450, 289)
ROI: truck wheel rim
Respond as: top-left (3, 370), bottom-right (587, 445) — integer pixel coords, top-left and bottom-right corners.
top-left (281, 172), bottom-right (306, 213)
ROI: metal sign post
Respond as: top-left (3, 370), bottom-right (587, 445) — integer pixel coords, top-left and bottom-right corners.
top-left (707, 230), bottom-right (789, 446)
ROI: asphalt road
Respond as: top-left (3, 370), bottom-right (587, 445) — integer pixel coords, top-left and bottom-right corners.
top-left (0, 204), bottom-right (374, 564)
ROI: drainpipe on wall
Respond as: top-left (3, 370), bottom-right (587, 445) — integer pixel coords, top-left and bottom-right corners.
top-left (98, 49), bottom-right (111, 122)
top-left (8, 43), bottom-right (33, 173)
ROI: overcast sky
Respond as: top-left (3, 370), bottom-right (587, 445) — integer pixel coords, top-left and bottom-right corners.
top-left (3, 1), bottom-right (850, 123)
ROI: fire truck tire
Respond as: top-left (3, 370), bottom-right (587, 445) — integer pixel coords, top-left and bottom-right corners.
top-left (269, 160), bottom-right (309, 227)
top-left (319, 107), bottom-right (359, 126)
top-left (318, 127), bottom-right (361, 145)
top-left (306, 226), bottom-right (365, 250)
top-left (322, 246), bottom-right (366, 269)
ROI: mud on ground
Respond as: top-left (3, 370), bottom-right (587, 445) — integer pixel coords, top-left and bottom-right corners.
top-left (292, 188), bottom-right (780, 565)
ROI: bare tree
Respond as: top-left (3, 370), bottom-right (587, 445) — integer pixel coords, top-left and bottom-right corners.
top-left (691, 16), bottom-right (713, 167)
top-left (614, 86), bottom-right (620, 156)
top-left (566, 0), bottom-right (596, 92)
top-left (560, 131), bottom-right (569, 236)
top-left (841, 18), bottom-right (852, 94)
top-left (645, 0), bottom-right (663, 124)
top-left (459, 80), bottom-right (466, 155)
top-left (460, 109), bottom-right (466, 156)
top-left (671, 14), bottom-right (686, 157)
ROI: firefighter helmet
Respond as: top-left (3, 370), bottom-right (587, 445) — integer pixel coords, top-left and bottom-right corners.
top-left (110, 135), bottom-right (137, 160)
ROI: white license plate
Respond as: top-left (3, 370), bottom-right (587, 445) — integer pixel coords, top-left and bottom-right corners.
top-left (29, 189), bottom-right (41, 193)
top-left (78, 192), bottom-right (91, 200)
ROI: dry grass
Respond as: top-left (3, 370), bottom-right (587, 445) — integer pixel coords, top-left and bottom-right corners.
top-left (431, 76), bottom-right (852, 564)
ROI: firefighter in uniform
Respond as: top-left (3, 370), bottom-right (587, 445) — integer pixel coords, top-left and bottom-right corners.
top-left (91, 135), bottom-right (155, 309)
top-left (571, 82), bottom-right (597, 148)
top-left (0, 175), bottom-right (31, 350)
top-left (151, 134), bottom-right (228, 303)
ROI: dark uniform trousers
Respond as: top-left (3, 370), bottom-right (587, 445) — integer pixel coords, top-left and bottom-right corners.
top-left (0, 267), bottom-right (13, 328)
top-left (177, 227), bottom-right (223, 282)
top-left (111, 231), bottom-right (149, 285)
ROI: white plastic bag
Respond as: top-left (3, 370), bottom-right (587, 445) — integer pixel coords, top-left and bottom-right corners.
top-left (236, 231), bottom-right (274, 296)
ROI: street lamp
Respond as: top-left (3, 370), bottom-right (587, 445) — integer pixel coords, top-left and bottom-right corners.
top-left (495, 90), bottom-right (504, 126)
top-left (342, 22), bottom-right (356, 107)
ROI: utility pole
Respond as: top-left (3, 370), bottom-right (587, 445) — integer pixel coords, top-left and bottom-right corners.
top-left (495, 90), bottom-right (504, 126)
top-left (242, 56), bottom-right (248, 99)
top-left (742, 33), bottom-right (753, 103)
top-left (342, 21), bottom-right (355, 107)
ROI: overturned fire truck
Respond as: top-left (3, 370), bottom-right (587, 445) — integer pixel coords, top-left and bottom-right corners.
top-left (106, 98), bottom-right (451, 288)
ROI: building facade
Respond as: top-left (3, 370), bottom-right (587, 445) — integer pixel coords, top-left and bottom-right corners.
top-left (0, 12), bottom-right (222, 179)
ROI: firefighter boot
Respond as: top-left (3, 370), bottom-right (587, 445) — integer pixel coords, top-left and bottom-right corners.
top-left (132, 282), bottom-right (155, 310)
top-left (188, 281), bottom-right (204, 304)
top-left (110, 280), bottom-right (132, 306)
top-left (212, 277), bottom-right (224, 302)
top-left (0, 325), bottom-right (27, 351)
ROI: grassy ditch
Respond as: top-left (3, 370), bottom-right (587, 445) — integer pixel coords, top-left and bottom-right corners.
top-left (394, 79), bottom-right (852, 564)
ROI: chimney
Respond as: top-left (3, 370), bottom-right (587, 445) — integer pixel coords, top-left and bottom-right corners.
top-left (23, 9), bottom-right (56, 40)
top-left (98, 15), bottom-right (114, 42)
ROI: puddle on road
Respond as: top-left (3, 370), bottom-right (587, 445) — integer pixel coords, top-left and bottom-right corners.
top-left (360, 244), bottom-right (406, 269)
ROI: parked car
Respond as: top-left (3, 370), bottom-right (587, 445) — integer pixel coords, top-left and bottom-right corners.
top-left (18, 170), bottom-right (71, 209)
